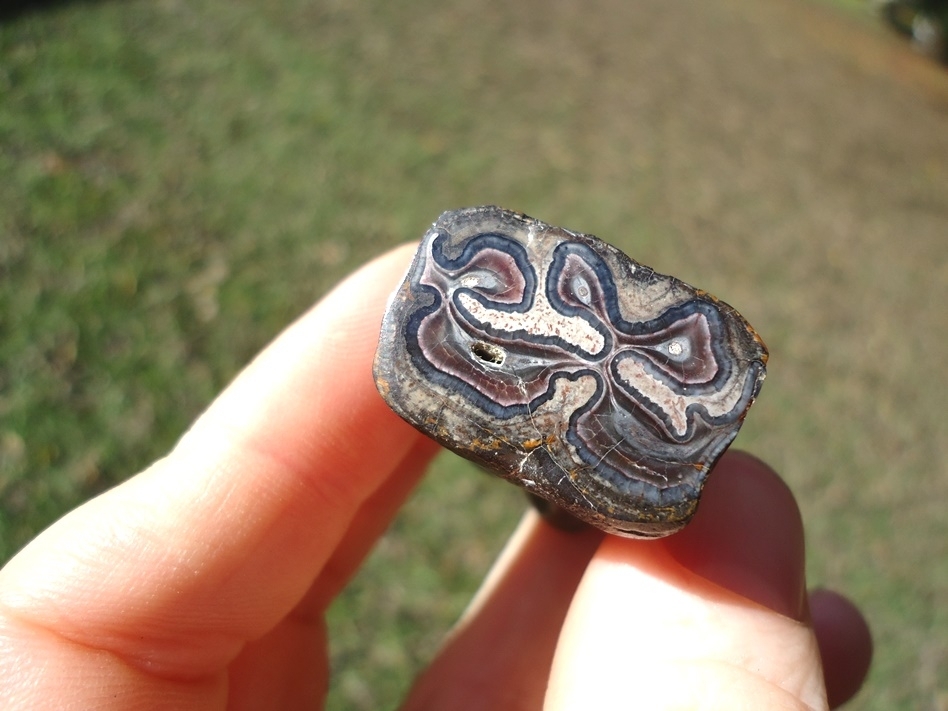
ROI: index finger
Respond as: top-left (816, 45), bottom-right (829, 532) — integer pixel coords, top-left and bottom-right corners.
top-left (0, 243), bottom-right (427, 673)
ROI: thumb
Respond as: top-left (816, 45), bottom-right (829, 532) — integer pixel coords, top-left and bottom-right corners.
top-left (546, 452), bottom-right (827, 710)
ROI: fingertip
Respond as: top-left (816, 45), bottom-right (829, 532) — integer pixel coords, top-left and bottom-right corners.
top-left (662, 450), bottom-right (808, 620)
top-left (810, 588), bottom-right (873, 708)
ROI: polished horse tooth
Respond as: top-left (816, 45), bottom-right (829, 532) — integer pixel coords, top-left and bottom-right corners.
top-left (374, 206), bottom-right (768, 538)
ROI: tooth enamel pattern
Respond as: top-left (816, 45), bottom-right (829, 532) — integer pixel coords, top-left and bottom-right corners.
top-left (374, 206), bottom-right (768, 537)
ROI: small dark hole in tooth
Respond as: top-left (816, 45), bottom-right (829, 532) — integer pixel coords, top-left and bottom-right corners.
top-left (471, 341), bottom-right (505, 365)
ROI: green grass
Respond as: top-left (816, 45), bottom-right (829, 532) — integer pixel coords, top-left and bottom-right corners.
top-left (2, 0), bottom-right (947, 708)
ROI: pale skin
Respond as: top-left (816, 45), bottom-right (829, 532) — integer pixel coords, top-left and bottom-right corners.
top-left (0, 244), bottom-right (872, 710)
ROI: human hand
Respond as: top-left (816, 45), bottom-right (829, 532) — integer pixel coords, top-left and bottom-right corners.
top-left (0, 244), bottom-right (871, 710)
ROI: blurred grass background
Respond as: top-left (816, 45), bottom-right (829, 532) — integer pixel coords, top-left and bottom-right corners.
top-left (1, 0), bottom-right (946, 708)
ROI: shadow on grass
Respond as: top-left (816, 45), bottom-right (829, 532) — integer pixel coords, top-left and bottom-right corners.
top-left (0, 0), bottom-right (110, 23)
